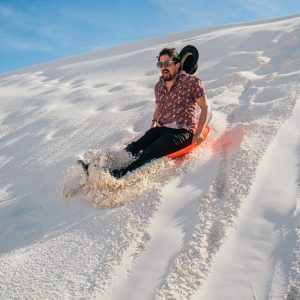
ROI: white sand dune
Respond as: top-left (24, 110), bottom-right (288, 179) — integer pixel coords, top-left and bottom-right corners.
top-left (0, 14), bottom-right (299, 299)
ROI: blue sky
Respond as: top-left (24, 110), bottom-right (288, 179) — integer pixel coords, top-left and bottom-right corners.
top-left (0, 0), bottom-right (300, 74)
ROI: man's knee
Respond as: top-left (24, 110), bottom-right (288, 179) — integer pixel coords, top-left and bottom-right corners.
top-left (125, 141), bottom-right (140, 157)
top-left (126, 127), bottom-right (162, 157)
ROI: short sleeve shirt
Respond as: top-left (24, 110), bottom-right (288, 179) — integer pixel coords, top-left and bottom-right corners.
top-left (154, 71), bottom-right (205, 133)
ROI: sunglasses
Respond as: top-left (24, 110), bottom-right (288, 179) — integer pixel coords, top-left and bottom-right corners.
top-left (156, 60), bottom-right (175, 68)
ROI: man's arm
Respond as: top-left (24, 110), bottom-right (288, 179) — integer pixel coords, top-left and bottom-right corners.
top-left (193, 95), bottom-right (210, 144)
top-left (151, 104), bottom-right (161, 128)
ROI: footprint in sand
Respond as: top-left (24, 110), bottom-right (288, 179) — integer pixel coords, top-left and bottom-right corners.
top-left (93, 83), bottom-right (109, 89)
top-left (119, 100), bottom-right (150, 112)
top-left (108, 85), bottom-right (126, 92)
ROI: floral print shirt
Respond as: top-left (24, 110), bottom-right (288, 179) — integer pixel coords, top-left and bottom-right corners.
top-left (154, 71), bottom-right (205, 133)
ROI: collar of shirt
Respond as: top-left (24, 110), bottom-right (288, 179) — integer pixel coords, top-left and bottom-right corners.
top-left (158, 70), bottom-right (185, 89)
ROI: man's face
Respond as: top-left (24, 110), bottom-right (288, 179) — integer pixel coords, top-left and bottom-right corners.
top-left (159, 54), bottom-right (180, 82)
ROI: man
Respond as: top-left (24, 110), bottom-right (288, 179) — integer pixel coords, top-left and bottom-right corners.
top-left (79, 47), bottom-right (210, 178)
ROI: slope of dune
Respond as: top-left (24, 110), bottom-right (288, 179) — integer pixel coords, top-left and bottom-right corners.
top-left (0, 14), bottom-right (299, 299)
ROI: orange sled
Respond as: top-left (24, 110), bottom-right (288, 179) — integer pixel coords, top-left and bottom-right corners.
top-left (165, 125), bottom-right (210, 159)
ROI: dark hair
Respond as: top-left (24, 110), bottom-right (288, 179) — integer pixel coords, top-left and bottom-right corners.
top-left (157, 48), bottom-right (181, 63)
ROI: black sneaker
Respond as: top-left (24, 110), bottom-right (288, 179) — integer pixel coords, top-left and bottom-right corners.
top-left (110, 168), bottom-right (127, 179)
top-left (77, 160), bottom-right (89, 176)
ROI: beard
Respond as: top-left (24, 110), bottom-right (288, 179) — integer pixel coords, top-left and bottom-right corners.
top-left (162, 69), bottom-right (177, 82)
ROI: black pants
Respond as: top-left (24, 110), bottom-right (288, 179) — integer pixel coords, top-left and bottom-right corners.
top-left (111, 127), bottom-right (193, 178)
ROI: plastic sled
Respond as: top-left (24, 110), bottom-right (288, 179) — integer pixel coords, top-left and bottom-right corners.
top-left (165, 125), bottom-right (210, 159)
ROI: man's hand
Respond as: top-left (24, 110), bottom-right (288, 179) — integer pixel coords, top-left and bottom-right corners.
top-left (193, 132), bottom-right (204, 144)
